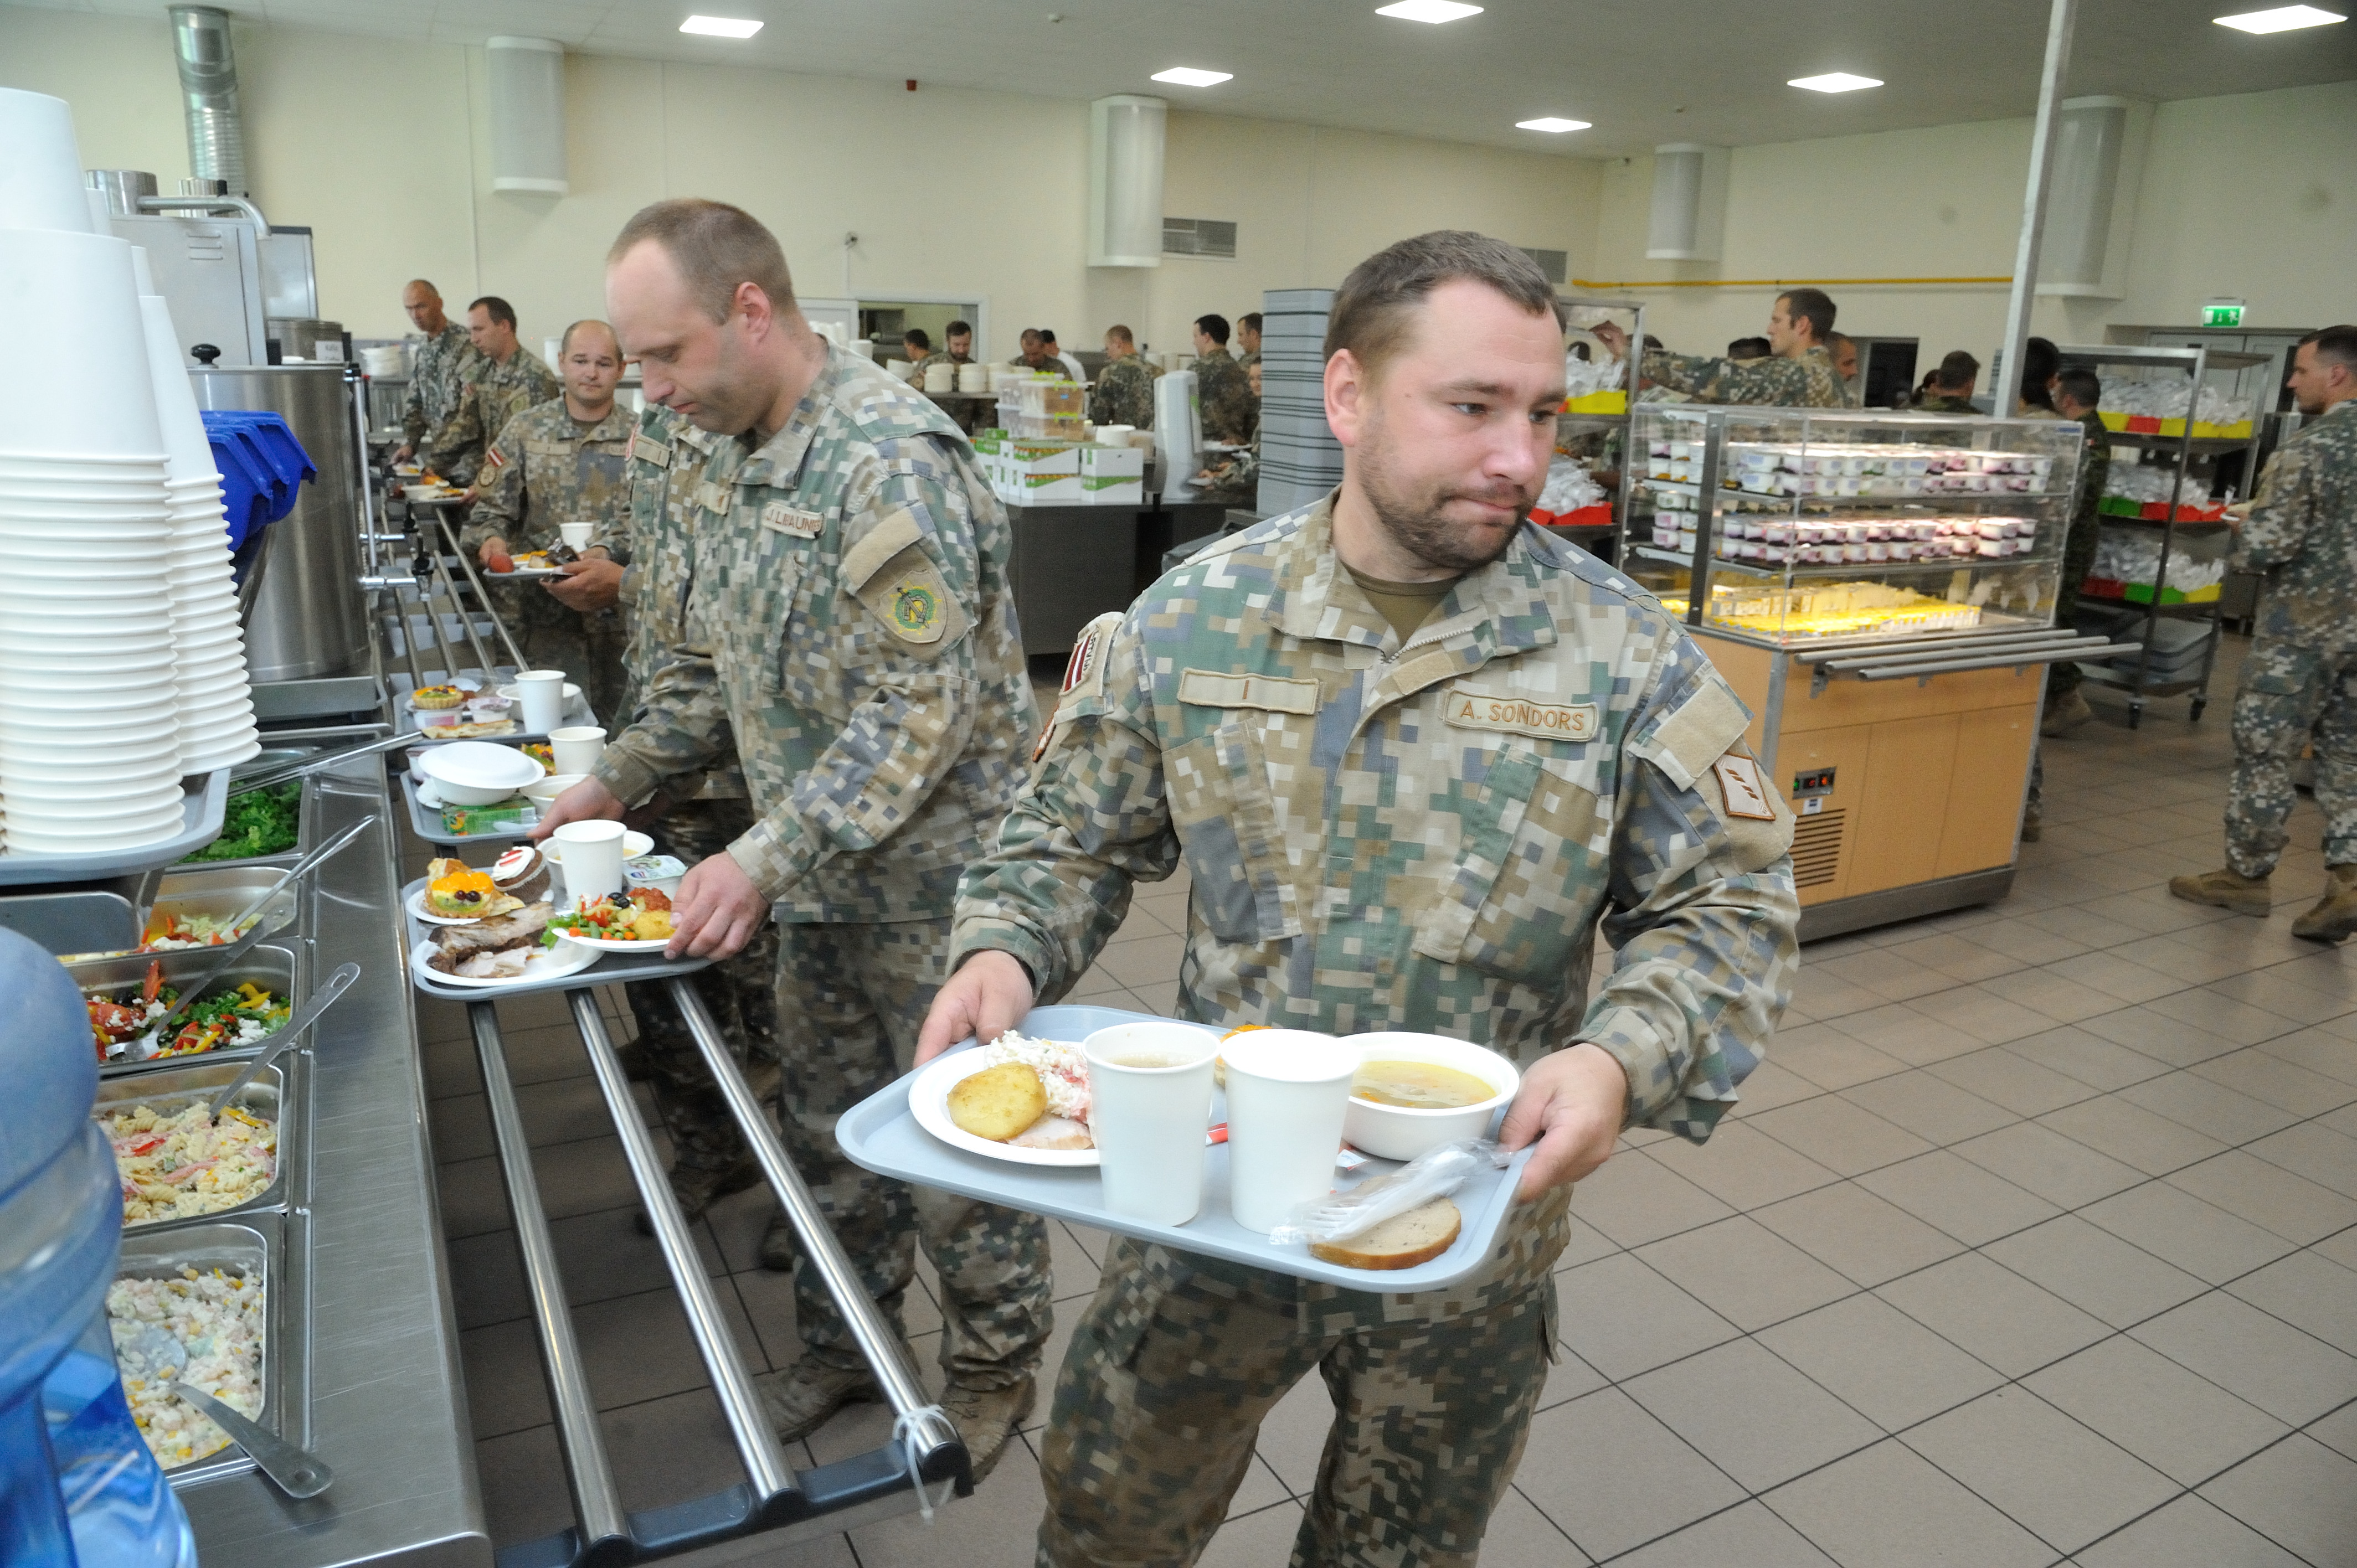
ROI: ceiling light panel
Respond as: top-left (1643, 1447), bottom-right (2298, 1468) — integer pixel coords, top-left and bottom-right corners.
top-left (1376, 1), bottom-right (1485, 22)
top-left (1516, 117), bottom-right (1592, 132)
top-left (680, 15), bottom-right (763, 37)
top-left (1151, 66), bottom-right (1234, 86)
top-left (1788, 71), bottom-right (1883, 92)
top-left (2214, 4), bottom-right (2345, 30)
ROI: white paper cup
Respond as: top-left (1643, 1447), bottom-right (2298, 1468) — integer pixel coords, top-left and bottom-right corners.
top-left (0, 89), bottom-right (97, 236)
top-left (559, 521), bottom-right (594, 552)
top-left (514, 668), bottom-right (567, 732)
top-left (0, 229), bottom-right (165, 457)
top-left (552, 819), bottom-right (627, 901)
top-left (549, 725), bottom-right (606, 776)
top-left (1221, 1030), bottom-right (1361, 1234)
top-left (1082, 1021), bottom-right (1223, 1226)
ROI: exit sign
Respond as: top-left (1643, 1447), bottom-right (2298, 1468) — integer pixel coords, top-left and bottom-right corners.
top-left (2202, 298), bottom-right (2247, 328)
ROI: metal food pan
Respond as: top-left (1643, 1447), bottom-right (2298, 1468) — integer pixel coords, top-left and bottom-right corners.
top-left (73, 942), bottom-right (306, 1076)
top-left (113, 1212), bottom-right (304, 1490)
top-left (146, 866), bottom-right (302, 945)
top-left (174, 771), bottom-right (316, 871)
top-left (95, 1053), bottom-right (306, 1233)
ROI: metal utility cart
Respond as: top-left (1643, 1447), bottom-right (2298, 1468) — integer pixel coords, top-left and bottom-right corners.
top-left (2056, 343), bottom-right (2268, 726)
top-left (1552, 297), bottom-right (1646, 563)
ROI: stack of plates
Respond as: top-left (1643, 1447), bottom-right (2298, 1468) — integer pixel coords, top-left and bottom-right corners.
top-left (1255, 289), bottom-right (1343, 516)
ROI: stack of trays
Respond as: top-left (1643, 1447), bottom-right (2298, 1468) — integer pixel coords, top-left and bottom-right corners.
top-left (1255, 287), bottom-right (1343, 517)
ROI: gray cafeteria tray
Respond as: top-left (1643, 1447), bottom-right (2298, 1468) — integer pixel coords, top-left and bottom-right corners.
top-left (399, 875), bottom-right (710, 999)
top-left (0, 768), bottom-right (231, 886)
top-left (96, 1052), bottom-right (306, 1233)
top-left (115, 1211), bottom-right (308, 1492)
top-left (383, 672), bottom-right (596, 744)
top-left (399, 769), bottom-right (539, 847)
top-left (73, 941), bottom-right (307, 1076)
top-left (836, 1004), bottom-right (1531, 1292)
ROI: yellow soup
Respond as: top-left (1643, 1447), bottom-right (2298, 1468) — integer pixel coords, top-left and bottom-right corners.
top-left (1352, 1060), bottom-right (1496, 1110)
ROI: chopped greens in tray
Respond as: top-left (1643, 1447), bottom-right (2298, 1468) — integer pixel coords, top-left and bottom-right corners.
top-left (85, 961), bottom-right (293, 1064)
top-left (181, 783), bottom-right (300, 864)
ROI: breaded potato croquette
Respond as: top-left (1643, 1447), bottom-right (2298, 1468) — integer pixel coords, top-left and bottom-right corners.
top-left (946, 1061), bottom-right (1049, 1142)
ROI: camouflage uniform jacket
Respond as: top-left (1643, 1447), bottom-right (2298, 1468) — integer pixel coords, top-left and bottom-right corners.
top-left (1643, 343), bottom-right (1849, 409)
top-left (2073, 409), bottom-right (2111, 535)
top-left (425, 348), bottom-right (561, 486)
top-left (461, 398), bottom-right (636, 560)
top-left (1087, 354), bottom-right (1157, 431)
top-left (911, 350), bottom-right (958, 378)
top-left (1915, 394), bottom-right (1982, 415)
top-left (2233, 399), bottom-right (2357, 649)
top-left (399, 325), bottom-right (478, 449)
top-left (593, 345), bottom-right (1039, 920)
top-left (955, 494), bottom-right (1800, 1143)
top-left (1238, 347), bottom-right (1261, 371)
top-left (1193, 347), bottom-right (1258, 444)
top-left (616, 405), bottom-right (744, 803)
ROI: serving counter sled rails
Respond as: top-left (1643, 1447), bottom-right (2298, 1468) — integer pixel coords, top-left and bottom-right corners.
top-left (1618, 405), bottom-right (2139, 938)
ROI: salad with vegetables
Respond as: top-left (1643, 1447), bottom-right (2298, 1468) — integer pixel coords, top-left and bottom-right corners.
top-left (545, 889), bottom-right (675, 946)
top-left (179, 783), bottom-right (300, 864)
top-left (85, 962), bottom-right (292, 1063)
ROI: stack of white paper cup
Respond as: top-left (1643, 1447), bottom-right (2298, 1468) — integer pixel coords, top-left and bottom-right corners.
top-left (140, 290), bottom-right (258, 771)
top-left (0, 225), bottom-right (186, 852)
top-left (0, 89), bottom-right (98, 236)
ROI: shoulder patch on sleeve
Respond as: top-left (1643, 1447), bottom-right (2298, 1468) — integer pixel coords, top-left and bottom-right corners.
top-left (1637, 678), bottom-right (1752, 791)
top-left (1062, 614), bottom-right (1121, 699)
top-left (841, 507), bottom-right (926, 591)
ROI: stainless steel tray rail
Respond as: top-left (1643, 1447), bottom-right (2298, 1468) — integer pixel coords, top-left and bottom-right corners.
top-left (1795, 627), bottom-right (2144, 690)
top-left (459, 976), bottom-right (966, 1568)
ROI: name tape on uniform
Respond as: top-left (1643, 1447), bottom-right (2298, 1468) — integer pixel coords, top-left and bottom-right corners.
top-left (1712, 754), bottom-right (1777, 821)
top-left (761, 501), bottom-right (824, 538)
top-left (1443, 687), bottom-right (1598, 744)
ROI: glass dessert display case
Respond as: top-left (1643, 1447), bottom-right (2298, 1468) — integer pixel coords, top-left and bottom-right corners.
top-left (1620, 406), bottom-right (2142, 937)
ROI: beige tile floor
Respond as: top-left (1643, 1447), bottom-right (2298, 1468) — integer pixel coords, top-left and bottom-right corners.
top-left (414, 634), bottom-right (2357, 1566)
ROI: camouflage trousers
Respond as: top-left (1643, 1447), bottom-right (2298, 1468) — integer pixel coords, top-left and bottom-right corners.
top-left (2225, 638), bottom-right (2357, 878)
top-left (776, 916), bottom-right (1053, 1386)
top-left (624, 797), bottom-right (780, 1175)
top-left (1038, 1190), bottom-right (1571, 1568)
top-left (495, 585), bottom-right (630, 728)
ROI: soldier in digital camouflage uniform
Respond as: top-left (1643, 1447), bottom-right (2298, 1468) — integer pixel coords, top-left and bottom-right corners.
top-left (2045, 368), bottom-right (2111, 723)
top-left (2174, 325), bottom-right (2357, 941)
top-left (925, 232), bottom-right (1798, 1565)
top-left (462, 321), bottom-right (635, 724)
top-left (1087, 326), bottom-right (1156, 431)
top-left (609, 399), bottom-right (786, 1252)
top-left (395, 280), bottom-right (477, 464)
top-left (549, 199), bottom-right (1053, 1480)
top-left (1601, 288), bottom-right (1851, 410)
top-left (1237, 310), bottom-right (1263, 371)
top-left (1191, 313), bottom-right (1259, 444)
top-left (425, 297), bottom-right (561, 487)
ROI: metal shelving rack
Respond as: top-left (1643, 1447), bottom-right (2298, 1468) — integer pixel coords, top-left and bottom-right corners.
top-left (2056, 343), bottom-right (2268, 726)
top-left (1556, 296), bottom-right (1645, 562)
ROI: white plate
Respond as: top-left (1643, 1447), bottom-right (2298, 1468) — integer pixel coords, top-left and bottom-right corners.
top-left (482, 565), bottom-right (568, 580)
top-left (405, 885), bottom-right (531, 927)
top-left (495, 681), bottom-right (585, 704)
top-left (554, 927), bottom-right (674, 953)
top-left (409, 933), bottom-right (597, 990)
top-left (908, 1046), bottom-right (1100, 1168)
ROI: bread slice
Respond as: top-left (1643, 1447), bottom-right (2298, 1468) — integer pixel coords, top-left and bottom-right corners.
top-left (1308, 1198), bottom-right (1461, 1271)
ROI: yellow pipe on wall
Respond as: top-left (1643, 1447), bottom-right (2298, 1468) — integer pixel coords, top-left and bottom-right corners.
top-left (1569, 275), bottom-right (2013, 290)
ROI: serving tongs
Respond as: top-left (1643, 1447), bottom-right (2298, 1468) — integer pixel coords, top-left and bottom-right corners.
top-left (189, 817), bottom-right (374, 951)
top-left (203, 961), bottom-right (360, 1121)
top-left (228, 730), bottom-right (416, 796)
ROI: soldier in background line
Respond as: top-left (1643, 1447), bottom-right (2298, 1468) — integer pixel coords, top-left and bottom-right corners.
top-left (1190, 312), bottom-right (1258, 444)
top-left (393, 279), bottom-right (476, 465)
top-left (537, 198), bottom-right (1054, 1481)
top-left (1236, 310), bottom-right (1263, 370)
top-left (1087, 324), bottom-right (1156, 430)
top-left (462, 319), bottom-right (635, 724)
top-left (2174, 324), bottom-right (2357, 941)
top-left (922, 231), bottom-right (1798, 1566)
top-left (426, 296), bottom-right (560, 488)
top-left (1594, 287), bottom-right (1850, 409)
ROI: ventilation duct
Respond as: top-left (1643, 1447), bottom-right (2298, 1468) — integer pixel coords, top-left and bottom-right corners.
top-left (2037, 96), bottom-right (2147, 300)
top-left (1089, 95), bottom-right (1166, 268)
top-left (1646, 143), bottom-right (1729, 262)
top-left (487, 38), bottom-right (568, 195)
top-left (169, 6), bottom-right (246, 197)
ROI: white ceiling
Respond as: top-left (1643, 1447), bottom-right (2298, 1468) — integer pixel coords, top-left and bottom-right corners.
top-left (13, 0), bottom-right (2356, 155)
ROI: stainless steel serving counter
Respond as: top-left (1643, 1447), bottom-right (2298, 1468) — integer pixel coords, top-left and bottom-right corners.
top-left (178, 752), bottom-right (490, 1565)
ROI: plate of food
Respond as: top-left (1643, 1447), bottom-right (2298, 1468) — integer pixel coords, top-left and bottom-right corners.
top-left (548, 889), bottom-right (676, 951)
top-left (482, 549), bottom-right (569, 580)
top-left (412, 900), bottom-right (596, 987)
top-left (409, 856), bottom-right (530, 925)
top-left (909, 1033), bottom-right (1101, 1167)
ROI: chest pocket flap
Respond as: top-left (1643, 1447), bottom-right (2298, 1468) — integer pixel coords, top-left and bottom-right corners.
top-left (846, 508), bottom-right (972, 653)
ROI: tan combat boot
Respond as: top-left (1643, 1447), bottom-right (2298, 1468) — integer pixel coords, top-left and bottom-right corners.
top-left (943, 1374), bottom-right (1037, 1484)
top-left (2168, 868), bottom-right (2273, 917)
top-left (759, 1209), bottom-right (796, 1272)
top-left (2041, 690), bottom-right (2093, 738)
top-left (760, 1352), bottom-right (881, 1441)
top-left (2292, 864), bottom-right (2357, 943)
